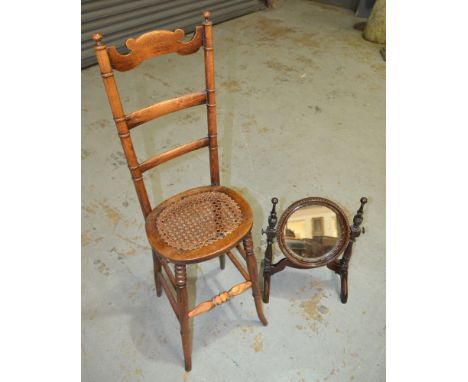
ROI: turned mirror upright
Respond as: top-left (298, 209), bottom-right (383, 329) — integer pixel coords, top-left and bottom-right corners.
top-left (262, 197), bottom-right (367, 304)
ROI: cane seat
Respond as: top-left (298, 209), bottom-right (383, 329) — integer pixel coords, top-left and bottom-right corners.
top-left (146, 186), bottom-right (253, 263)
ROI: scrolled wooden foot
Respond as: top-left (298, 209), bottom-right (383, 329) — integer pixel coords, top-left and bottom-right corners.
top-left (340, 270), bottom-right (349, 304)
top-left (327, 259), bottom-right (349, 304)
top-left (244, 232), bottom-right (268, 326)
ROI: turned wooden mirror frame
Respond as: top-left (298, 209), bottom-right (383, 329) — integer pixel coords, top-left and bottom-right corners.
top-left (277, 197), bottom-right (351, 268)
top-left (262, 197), bottom-right (367, 304)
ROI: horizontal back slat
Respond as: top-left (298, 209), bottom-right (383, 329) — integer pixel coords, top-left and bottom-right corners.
top-left (127, 92), bottom-right (207, 129)
top-left (139, 137), bottom-right (210, 172)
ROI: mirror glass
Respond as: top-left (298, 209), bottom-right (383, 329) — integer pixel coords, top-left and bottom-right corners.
top-left (284, 205), bottom-right (341, 260)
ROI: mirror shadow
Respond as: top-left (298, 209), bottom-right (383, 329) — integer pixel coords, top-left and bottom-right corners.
top-left (262, 263), bottom-right (341, 302)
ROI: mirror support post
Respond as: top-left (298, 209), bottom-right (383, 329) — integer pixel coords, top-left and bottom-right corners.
top-left (261, 197), bottom-right (278, 303)
top-left (327, 197), bottom-right (368, 303)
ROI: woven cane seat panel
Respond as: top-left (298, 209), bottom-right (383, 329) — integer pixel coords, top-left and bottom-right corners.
top-left (155, 191), bottom-right (244, 251)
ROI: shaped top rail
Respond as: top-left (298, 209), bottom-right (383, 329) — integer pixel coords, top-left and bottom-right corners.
top-left (95, 26), bottom-right (204, 72)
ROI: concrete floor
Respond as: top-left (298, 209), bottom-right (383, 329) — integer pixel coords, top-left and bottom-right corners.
top-left (82, 1), bottom-right (385, 381)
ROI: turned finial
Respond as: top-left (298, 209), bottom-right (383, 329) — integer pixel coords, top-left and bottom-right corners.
top-left (270, 197), bottom-right (278, 216)
top-left (350, 196), bottom-right (368, 236)
top-left (203, 10), bottom-right (212, 23)
top-left (358, 196), bottom-right (368, 214)
top-left (266, 197), bottom-right (278, 230)
top-left (92, 33), bottom-right (103, 46)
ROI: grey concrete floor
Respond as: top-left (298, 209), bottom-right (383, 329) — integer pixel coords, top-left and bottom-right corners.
top-left (82, 1), bottom-right (385, 381)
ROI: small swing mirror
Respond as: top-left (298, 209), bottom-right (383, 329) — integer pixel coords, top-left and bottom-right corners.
top-left (262, 196), bottom-right (367, 304)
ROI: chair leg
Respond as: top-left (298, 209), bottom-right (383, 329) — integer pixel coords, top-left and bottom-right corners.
top-left (219, 254), bottom-right (226, 270)
top-left (175, 264), bottom-right (192, 372)
top-left (243, 232), bottom-right (268, 326)
top-left (152, 250), bottom-right (162, 297)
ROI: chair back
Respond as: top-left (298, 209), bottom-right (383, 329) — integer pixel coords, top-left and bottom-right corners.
top-left (92, 11), bottom-right (220, 218)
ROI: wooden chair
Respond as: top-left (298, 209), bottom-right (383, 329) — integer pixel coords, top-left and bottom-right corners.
top-left (92, 11), bottom-right (267, 372)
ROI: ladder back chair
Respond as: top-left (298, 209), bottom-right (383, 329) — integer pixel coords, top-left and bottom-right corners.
top-left (92, 11), bottom-right (267, 372)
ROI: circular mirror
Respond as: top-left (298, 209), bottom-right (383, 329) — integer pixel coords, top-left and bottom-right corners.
top-left (277, 197), bottom-right (350, 267)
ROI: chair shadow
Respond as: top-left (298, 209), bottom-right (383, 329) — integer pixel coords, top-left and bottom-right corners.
top-left (127, 263), bottom-right (265, 364)
top-left (83, 269), bottom-right (183, 366)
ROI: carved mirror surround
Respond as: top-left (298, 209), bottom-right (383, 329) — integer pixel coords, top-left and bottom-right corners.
top-left (277, 198), bottom-right (350, 268)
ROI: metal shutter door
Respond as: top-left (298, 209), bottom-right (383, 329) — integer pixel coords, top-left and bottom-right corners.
top-left (82, 0), bottom-right (265, 68)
